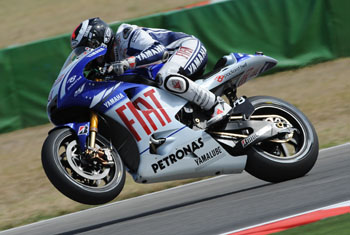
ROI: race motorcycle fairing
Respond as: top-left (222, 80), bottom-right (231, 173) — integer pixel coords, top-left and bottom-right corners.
top-left (43, 45), bottom-right (319, 205)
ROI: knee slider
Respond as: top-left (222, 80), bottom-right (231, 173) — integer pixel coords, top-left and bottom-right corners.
top-left (163, 74), bottom-right (189, 94)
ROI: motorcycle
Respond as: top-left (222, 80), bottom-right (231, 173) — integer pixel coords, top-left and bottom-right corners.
top-left (42, 46), bottom-right (319, 205)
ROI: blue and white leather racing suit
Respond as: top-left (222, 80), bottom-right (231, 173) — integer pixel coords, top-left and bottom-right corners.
top-left (114, 24), bottom-right (231, 125)
top-left (115, 24), bottom-right (207, 78)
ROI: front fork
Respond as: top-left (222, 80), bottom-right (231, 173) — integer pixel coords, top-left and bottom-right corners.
top-left (86, 112), bottom-right (114, 166)
top-left (89, 111), bottom-right (98, 149)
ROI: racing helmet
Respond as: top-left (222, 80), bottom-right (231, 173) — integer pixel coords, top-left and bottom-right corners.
top-left (71, 17), bottom-right (114, 50)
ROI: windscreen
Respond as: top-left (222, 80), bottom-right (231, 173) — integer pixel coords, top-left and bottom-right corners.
top-left (60, 47), bottom-right (93, 73)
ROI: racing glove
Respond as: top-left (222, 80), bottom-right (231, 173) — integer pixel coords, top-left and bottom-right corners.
top-left (109, 57), bottom-right (136, 76)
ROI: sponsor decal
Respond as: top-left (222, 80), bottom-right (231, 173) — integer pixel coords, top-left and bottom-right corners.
top-left (151, 138), bottom-right (204, 173)
top-left (241, 133), bottom-right (258, 148)
top-left (74, 83), bottom-right (86, 97)
top-left (127, 56), bottom-right (136, 69)
top-left (215, 75), bottom-right (224, 82)
top-left (67, 75), bottom-right (82, 90)
top-left (175, 46), bottom-right (193, 59)
top-left (225, 62), bottom-right (247, 79)
top-left (232, 96), bottom-right (246, 108)
top-left (84, 26), bottom-right (92, 37)
top-left (213, 62), bottom-right (247, 84)
top-left (78, 124), bottom-right (89, 135)
top-left (187, 46), bottom-right (207, 74)
top-left (173, 81), bottom-right (182, 89)
top-left (115, 89), bottom-right (172, 142)
top-left (87, 47), bottom-right (105, 58)
top-left (104, 27), bottom-right (112, 44)
top-left (241, 125), bottom-right (271, 148)
top-left (194, 146), bottom-right (222, 166)
top-left (136, 45), bottom-right (164, 61)
top-left (68, 75), bottom-right (77, 83)
top-left (104, 93), bottom-right (125, 108)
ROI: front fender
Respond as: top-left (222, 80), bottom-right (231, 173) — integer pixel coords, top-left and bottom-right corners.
top-left (49, 114), bottom-right (140, 173)
top-left (49, 122), bottom-right (90, 152)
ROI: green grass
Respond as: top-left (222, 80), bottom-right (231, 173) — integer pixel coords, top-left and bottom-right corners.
top-left (276, 213), bottom-right (350, 235)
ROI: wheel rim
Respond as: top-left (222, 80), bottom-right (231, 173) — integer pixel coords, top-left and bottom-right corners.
top-left (56, 134), bottom-right (123, 190)
top-left (251, 105), bottom-right (310, 163)
top-left (66, 141), bottom-right (111, 180)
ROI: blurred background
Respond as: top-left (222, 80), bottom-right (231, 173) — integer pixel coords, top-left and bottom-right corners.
top-left (0, 0), bottom-right (349, 230)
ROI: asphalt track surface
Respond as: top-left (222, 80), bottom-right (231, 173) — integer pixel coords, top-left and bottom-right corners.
top-left (2, 143), bottom-right (349, 235)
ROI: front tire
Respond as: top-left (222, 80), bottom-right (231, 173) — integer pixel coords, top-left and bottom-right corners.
top-left (245, 96), bottom-right (319, 182)
top-left (42, 128), bottom-right (125, 205)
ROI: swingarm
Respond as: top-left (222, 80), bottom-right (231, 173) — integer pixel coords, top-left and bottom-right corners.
top-left (209, 114), bottom-right (296, 155)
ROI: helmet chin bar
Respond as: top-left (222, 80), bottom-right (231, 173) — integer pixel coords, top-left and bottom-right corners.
top-left (88, 39), bottom-right (102, 49)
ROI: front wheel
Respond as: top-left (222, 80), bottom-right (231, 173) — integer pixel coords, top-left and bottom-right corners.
top-left (41, 128), bottom-right (125, 205)
top-left (245, 96), bottom-right (319, 182)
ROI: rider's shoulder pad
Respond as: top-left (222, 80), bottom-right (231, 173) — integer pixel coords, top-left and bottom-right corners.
top-left (117, 23), bottom-right (138, 40)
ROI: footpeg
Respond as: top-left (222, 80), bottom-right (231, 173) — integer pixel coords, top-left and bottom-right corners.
top-left (150, 135), bottom-right (166, 145)
top-left (150, 135), bottom-right (166, 154)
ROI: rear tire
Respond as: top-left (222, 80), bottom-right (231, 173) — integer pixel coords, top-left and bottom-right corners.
top-left (42, 128), bottom-right (125, 205)
top-left (245, 96), bottom-right (319, 182)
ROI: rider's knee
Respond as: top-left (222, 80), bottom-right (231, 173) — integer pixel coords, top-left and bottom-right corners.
top-left (158, 73), bottom-right (189, 94)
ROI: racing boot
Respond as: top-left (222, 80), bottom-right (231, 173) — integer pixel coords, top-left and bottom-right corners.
top-left (160, 73), bottom-right (232, 126)
top-left (207, 96), bottom-right (232, 126)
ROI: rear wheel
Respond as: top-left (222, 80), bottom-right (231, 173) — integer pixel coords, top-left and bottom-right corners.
top-left (42, 128), bottom-right (125, 205)
top-left (245, 96), bottom-right (319, 182)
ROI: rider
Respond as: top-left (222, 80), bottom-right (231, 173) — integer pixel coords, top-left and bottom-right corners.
top-left (71, 17), bottom-right (232, 126)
